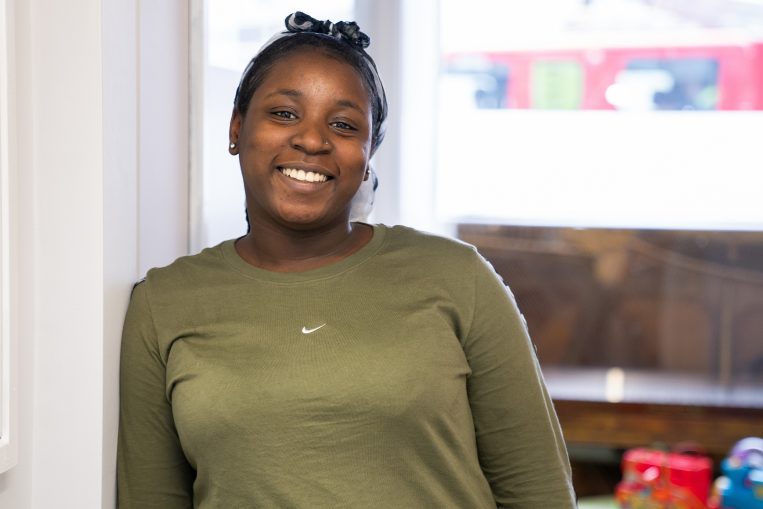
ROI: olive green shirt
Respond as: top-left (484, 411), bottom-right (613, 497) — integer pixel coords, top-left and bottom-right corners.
top-left (118, 225), bottom-right (575, 508)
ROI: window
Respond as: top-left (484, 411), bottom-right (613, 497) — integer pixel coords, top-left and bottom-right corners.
top-left (442, 56), bottom-right (510, 109)
top-left (436, 1), bottom-right (763, 232)
top-left (436, 0), bottom-right (763, 390)
top-left (531, 60), bottom-right (584, 109)
top-left (611, 58), bottom-right (719, 111)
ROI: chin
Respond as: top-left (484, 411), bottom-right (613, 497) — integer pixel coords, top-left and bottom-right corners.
top-left (267, 199), bottom-right (352, 231)
top-left (277, 210), bottom-right (342, 230)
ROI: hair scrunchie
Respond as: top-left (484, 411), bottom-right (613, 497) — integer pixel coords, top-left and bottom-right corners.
top-left (285, 11), bottom-right (371, 49)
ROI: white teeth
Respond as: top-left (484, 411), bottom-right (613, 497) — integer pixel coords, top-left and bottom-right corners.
top-left (280, 168), bottom-right (328, 183)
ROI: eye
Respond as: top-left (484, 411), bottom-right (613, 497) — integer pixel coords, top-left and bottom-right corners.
top-left (331, 120), bottom-right (357, 131)
top-left (271, 110), bottom-right (297, 120)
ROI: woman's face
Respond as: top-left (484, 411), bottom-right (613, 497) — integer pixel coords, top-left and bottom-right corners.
top-left (229, 48), bottom-right (373, 233)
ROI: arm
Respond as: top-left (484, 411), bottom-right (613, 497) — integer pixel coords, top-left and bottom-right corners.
top-left (118, 282), bottom-right (195, 508)
top-left (463, 254), bottom-right (576, 508)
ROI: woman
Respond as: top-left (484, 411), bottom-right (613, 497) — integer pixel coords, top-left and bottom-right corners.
top-left (118, 12), bottom-right (576, 508)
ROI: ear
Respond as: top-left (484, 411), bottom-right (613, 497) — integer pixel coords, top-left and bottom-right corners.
top-left (229, 107), bottom-right (242, 155)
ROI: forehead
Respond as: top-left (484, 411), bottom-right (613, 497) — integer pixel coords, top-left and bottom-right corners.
top-left (256, 48), bottom-right (371, 106)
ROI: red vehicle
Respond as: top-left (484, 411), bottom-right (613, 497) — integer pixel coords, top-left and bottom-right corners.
top-left (445, 34), bottom-right (763, 111)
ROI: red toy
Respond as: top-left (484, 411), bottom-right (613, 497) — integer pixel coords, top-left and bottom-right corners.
top-left (616, 448), bottom-right (713, 509)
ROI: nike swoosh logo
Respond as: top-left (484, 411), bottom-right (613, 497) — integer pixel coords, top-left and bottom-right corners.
top-left (301, 324), bottom-right (326, 334)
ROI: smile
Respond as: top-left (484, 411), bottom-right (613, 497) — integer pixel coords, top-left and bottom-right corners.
top-left (279, 167), bottom-right (330, 183)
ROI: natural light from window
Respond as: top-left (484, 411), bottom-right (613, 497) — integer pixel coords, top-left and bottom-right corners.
top-left (436, 0), bottom-right (763, 231)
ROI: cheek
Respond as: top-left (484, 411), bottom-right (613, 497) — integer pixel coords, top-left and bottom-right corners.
top-left (246, 126), bottom-right (287, 152)
top-left (238, 132), bottom-right (287, 175)
top-left (240, 113), bottom-right (287, 146)
top-left (342, 139), bottom-right (372, 169)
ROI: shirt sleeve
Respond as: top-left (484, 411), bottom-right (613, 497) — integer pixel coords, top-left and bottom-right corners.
top-left (118, 281), bottom-right (195, 508)
top-left (463, 252), bottom-right (576, 508)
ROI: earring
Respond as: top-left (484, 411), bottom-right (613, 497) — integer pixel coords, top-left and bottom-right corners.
top-left (229, 142), bottom-right (237, 149)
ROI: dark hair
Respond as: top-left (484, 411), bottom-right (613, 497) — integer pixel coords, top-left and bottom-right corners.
top-left (234, 32), bottom-right (387, 152)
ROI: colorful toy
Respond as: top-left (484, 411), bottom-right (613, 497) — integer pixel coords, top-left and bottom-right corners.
top-left (709, 437), bottom-right (763, 509)
top-left (615, 447), bottom-right (712, 509)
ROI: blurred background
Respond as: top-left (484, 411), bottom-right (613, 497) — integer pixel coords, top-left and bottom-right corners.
top-left (9, 1), bottom-right (761, 506)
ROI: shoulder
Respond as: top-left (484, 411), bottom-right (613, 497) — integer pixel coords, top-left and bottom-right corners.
top-left (127, 241), bottom-right (239, 338)
top-left (380, 224), bottom-right (480, 263)
top-left (379, 225), bottom-right (508, 288)
top-left (370, 224), bottom-right (502, 292)
top-left (379, 224), bottom-right (497, 275)
top-left (139, 240), bottom-right (233, 295)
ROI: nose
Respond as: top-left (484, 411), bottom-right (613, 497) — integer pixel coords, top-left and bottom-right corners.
top-left (290, 119), bottom-right (330, 154)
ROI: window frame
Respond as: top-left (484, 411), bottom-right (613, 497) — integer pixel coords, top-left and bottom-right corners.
top-left (0, 0), bottom-right (18, 475)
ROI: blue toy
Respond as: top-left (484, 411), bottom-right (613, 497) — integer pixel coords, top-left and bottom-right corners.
top-left (710, 437), bottom-right (763, 509)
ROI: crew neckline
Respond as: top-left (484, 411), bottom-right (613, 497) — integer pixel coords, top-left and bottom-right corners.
top-left (220, 223), bottom-right (387, 283)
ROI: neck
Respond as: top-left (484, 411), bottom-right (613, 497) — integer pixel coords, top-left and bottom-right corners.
top-left (235, 220), bottom-right (372, 272)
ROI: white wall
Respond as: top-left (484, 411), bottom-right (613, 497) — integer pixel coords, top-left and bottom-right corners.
top-left (0, 1), bottom-right (189, 507)
top-left (139, 1), bottom-right (190, 274)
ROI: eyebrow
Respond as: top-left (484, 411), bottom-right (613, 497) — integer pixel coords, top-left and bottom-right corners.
top-left (265, 88), bottom-right (367, 114)
top-left (266, 88), bottom-right (302, 99)
top-left (335, 99), bottom-right (366, 115)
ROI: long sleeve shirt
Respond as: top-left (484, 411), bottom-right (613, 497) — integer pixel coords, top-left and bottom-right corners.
top-left (117, 224), bottom-right (576, 508)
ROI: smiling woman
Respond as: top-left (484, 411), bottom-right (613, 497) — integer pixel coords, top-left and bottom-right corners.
top-left (117, 11), bottom-right (576, 509)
